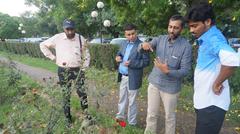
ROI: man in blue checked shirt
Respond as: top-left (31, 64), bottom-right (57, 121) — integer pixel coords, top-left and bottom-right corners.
top-left (115, 23), bottom-right (150, 126)
top-left (185, 2), bottom-right (240, 134)
top-left (141, 15), bottom-right (192, 134)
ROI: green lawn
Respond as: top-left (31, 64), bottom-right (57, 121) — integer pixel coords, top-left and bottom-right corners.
top-left (0, 51), bottom-right (57, 72)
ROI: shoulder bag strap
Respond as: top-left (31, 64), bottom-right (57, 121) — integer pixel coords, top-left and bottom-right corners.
top-left (79, 35), bottom-right (83, 53)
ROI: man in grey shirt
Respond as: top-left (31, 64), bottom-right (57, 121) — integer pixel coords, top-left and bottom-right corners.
top-left (142, 15), bottom-right (192, 134)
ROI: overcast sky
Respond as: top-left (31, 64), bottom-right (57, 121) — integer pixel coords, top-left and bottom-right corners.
top-left (0, 0), bottom-right (38, 17)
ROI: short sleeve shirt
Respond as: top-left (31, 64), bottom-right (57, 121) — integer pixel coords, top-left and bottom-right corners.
top-left (194, 26), bottom-right (240, 111)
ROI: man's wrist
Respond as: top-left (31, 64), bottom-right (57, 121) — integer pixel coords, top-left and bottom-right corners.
top-left (164, 70), bottom-right (170, 75)
top-left (50, 56), bottom-right (56, 61)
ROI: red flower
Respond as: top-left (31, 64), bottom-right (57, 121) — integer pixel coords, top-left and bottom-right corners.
top-left (119, 120), bottom-right (126, 127)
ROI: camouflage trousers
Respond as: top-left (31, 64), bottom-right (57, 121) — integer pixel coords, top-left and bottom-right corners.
top-left (58, 67), bottom-right (88, 123)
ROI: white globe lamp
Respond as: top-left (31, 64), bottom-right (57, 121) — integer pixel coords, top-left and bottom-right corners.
top-left (91, 11), bottom-right (98, 18)
top-left (103, 20), bottom-right (111, 27)
top-left (97, 1), bottom-right (104, 9)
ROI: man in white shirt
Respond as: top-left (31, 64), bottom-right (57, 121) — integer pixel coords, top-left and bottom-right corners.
top-left (185, 3), bottom-right (239, 134)
top-left (40, 19), bottom-right (90, 127)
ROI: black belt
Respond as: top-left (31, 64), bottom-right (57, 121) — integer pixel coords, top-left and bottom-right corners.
top-left (122, 74), bottom-right (128, 76)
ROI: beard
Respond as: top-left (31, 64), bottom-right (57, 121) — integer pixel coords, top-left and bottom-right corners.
top-left (66, 33), bottom-right (75, 39)
top-left (169, 33), bottom-right (179, 40)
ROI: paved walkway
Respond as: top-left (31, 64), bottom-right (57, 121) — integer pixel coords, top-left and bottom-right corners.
top-left (0, 56), bottom-right (237, 134)
top-left (0, 57), bottom-right (57, 84)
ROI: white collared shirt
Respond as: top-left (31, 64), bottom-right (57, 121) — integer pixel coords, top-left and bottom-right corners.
top-left (40, 33), bottom-right (90, 68)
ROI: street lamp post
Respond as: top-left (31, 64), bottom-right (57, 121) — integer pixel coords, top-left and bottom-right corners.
top-left (103, 20), bottom-right (111, 36)
top-left (18, 23), bottom-right (26, 42)
top-left (91, 1), bottom-right (111, 43)
top-left (97, 1), bottom-right (104, 43)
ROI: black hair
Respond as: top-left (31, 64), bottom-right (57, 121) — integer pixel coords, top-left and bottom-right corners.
top-left (170, 14), bottom-right (185, 27)
top-left (185, 2), bottom-right (215, 25)
top-left (124, 23), bottom-right (137, 31)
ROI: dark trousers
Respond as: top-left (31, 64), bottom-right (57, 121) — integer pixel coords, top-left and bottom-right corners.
top-left (195, 105), bottom-right (226, 134)
top-left (58, 67), bottom-right (88, 123)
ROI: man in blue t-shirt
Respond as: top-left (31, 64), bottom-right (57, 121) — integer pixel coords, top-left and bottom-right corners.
top-left (185, 3), bottom-right (240, 134)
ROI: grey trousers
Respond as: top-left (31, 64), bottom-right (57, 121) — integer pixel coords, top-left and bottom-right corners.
top-left (116, 75), bottom-right (139, 125)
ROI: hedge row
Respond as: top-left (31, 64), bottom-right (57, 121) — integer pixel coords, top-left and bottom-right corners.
top-left (88, 44), bottom-right (119, 70)
top-left (0, 42), bottom-right (239, 93)
top-left (0, 42), bottom-right (45, 58)
top-left (0, 42), bottom-right (120, 70)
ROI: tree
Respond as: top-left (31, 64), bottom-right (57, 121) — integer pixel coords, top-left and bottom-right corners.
top-left (210, 0), bottom-right (240, 37)
top-left (24, 0), bottom-right (240, 38)
top-left (105, 0), bottom-right (183, 35)
top-left (0, 13), bottom-right (21, 39)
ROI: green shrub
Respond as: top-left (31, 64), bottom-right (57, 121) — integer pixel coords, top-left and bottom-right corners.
top-left (88, 44), bottom-right (119, 70)
top-left (229, 68), bottom-right (240, 93)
